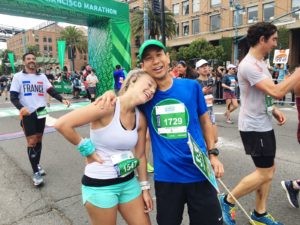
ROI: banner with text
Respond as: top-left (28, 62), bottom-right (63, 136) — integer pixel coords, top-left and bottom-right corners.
top-left (273, 49), bottom-right (289, 64)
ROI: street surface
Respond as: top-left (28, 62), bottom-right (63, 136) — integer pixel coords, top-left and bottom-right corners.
top-left (0, 96), bottom-right (299, 225)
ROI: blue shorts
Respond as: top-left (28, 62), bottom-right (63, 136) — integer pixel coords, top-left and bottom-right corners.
top-left (82, 177), bottom-right (141, 208)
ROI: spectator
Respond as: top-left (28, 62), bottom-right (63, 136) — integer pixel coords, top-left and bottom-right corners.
top-left (113, 65), bottom-right (125, 94)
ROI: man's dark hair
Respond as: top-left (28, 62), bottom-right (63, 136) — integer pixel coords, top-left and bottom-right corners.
top-left (92, 69), bottom-right (96, 73)
top-left (247, 22), bottom-right (277, 47)
top-left (22, 52), bottom-right (36, 61)
top-left (116, 65), bottom-right (121, 70)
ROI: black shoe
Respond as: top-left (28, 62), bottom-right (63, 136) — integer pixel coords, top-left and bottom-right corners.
top-left (281, 180), bottom-right (299, 208)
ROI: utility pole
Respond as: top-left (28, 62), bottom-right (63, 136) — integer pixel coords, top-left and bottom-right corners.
top-left (22, 29), bottom-right (26, 54)
top-left (230, 0), bottom-right (244, 65)
top-left (161, 0), bottom-right (166, 45)
top-left (144, 0), bottom-right (149, 41)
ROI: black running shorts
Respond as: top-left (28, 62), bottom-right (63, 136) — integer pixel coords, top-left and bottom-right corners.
top-left (20, 111), bottom-right (46, 137)
top-left (240, 130), bottom-right (276, 168)
top-left (155, 180), bottom-right (223, 225)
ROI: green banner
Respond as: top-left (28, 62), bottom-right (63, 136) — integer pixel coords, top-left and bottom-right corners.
top-left (57, 40), bottom-right (66, 70)
top-left (0, 0), bottom-right (129, 24)
top-left (7, 52), bottom-right (15, 74)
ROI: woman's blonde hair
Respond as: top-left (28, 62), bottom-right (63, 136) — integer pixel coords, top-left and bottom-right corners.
top-left (118, 69), bottom-right (150, 95)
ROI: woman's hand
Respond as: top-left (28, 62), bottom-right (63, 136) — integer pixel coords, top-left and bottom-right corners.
top-left (142, 190), bottom-right (153, 213)
top-left (86, 152), bottom-right (104, 164)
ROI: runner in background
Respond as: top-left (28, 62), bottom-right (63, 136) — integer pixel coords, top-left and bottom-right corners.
top-left (281, 80), bottom-right (300, 209)
top-left (54, 69), bottom-right (154, 225)
top-left (9, 52), bottom-right (70, 187)
top-left (222, 64), bottom-right (239, 124)
top-left (113, 65), bottom-right (125, 94)
top-left (219, 22), bottom-right (300, 225)
top-left (196, 59), bottom-right (218, 143)
top-left (86, 69), bottom-right (99, 102)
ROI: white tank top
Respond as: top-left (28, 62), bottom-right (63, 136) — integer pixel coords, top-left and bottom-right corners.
top-left (85, 98), bottom-right (140, 179)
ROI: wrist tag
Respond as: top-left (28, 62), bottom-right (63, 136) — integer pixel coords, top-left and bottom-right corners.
top-left (111, 151), bottom-right (139, 177)
top-left (36, 108), bottom-right (48, 119)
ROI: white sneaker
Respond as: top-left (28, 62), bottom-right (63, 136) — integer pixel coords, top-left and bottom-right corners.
top-left (38, 165), bottom-right (46, 176)
top-left (32, 172), bottom-right (44, 186)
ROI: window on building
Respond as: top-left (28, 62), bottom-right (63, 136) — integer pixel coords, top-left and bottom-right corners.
top-left (49, 53), bottom-right (53, 57)
top-left (192, 19), bottom-right (200, 34)
top-left (248, 6), bottom-right (258, 23)
top-left (211, 0), bottom-right (221, 7)
top-left (182, 1), bottom-right (189, 16)
top-left (176, 23), bottom-right (180, 37)
top-left (48, 37), bottom-right (52, 43)
top-left (44, 45), bottom-right (47, 51)
top-left (192, 0), bottom-right (200, 13)
top-left (43, 37), bottom-right (47, 42)
top-left (35, 37), bottom-right (39, 42)
top-left (182, 22), bottom-right (189, 36)
top-left (233, 10), bottom-right (243, 26)
top-left (292, 0), bottom-right (300, 18)
top-left (173, 4), bottom-right (179, 16)
top-left (49, 46), bottom-right (53, 51)
top-left (210, 14), bottom-right (221, 31)
top-left (84, 55), bottom-right (87, 60)
top-left (263, 2), bottom-right (274, 21)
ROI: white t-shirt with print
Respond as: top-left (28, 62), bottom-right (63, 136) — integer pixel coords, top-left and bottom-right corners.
top-left (86, 74), bottom-right (99, 87)
top-left (10, 71), bottom-right (52, 113)
top-left (238, 54), bottom-right (273, 132)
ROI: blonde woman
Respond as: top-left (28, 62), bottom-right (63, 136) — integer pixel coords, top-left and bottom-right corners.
top-left (54, 69), bottom-right (156, 225)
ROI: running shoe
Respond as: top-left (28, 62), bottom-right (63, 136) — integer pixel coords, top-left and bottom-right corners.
top-left (32, 172), bottom-right (44, 186)
top-left (226, 120), bottom-right (234, 124)
top-left (250, 212), bottom-right (284, 225)
top-left (218, 194), bottom-right (236, 225)
top-left (281, 180), bottom-right (299, 208)
top-left (38, 165), bottom-right (46, 176)
top-left (147, 163), bottom-right (154, 173)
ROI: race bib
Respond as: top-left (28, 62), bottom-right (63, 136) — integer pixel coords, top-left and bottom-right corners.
top-left (151, 99), bottom-right (189, 139)
top-left (111, 151), bottom-right (139, 177)
top-left (205, 94), bottom-right (214, 107)
top-left (265, 95), bottom-right (274, 116)
top-left (36, 108), bottom-right (48, 119)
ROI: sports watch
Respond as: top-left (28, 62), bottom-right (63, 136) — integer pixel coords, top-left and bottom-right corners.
top-left (208, 148), bottom-right (219, 156)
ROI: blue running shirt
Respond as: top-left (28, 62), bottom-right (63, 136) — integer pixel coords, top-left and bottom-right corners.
top-left (140, 78), bottom-right (208, 183)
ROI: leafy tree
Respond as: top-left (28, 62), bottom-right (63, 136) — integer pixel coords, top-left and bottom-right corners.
top-left (0, 50), bottom-right (16, 75)
top-left (131, 1), bottom-right (176, 40)
top-left (173, 39), bottom-right (225, 67)
top-left (60, 26), bottom-right (88, 70)
top-left (26, 45), bottom-right (41, 57)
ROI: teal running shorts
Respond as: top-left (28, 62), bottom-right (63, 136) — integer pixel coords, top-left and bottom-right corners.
top-left (82, 177), bottom-right (142, 208)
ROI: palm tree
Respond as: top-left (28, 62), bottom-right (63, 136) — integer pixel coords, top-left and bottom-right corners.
top-left (60, 26), bottom-right (88, 71)
top-left (131, 2), bottom-right (176, 40)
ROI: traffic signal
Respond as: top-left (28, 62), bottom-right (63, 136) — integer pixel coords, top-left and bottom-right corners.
top-left (152, 0), bottom-right (160, 15)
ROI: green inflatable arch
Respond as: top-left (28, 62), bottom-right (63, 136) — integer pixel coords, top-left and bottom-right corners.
top-left (0, 0), bottom-right (131, 95)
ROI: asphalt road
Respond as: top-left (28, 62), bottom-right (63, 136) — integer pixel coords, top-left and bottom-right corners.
top-left (0, 96), bottom-right (299, 225)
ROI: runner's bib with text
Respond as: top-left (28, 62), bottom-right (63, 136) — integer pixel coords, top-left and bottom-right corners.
top-left (204, 94), bottom-right (214, 107)
top-left (151, 99), bottom-right (189, 139)
top-left (111, 151), bottom-right (139, 177)
top-left (265, 95), bottom-right (274, 116)
top-left (187, 133), bottom-right (219, 192)
top-left (36, 108), bottom-right (48, 119)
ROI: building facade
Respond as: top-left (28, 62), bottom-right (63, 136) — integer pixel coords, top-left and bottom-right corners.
top-left (6, 22), bottom-right (88, 72)
top-left (127, 0), bottom-right (300, 67)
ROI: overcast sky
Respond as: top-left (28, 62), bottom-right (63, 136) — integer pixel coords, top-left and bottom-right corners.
top-left (0, 14), bottom-right (76, 50)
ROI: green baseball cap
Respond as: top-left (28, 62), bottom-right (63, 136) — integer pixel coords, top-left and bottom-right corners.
top-left (138, 39), bottom-right (166, 60)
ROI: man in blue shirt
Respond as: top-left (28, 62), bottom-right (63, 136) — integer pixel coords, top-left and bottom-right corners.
top-left (138, 40), bottom-right (224, 225)
top-left (113, 65), bottom-right (125, 94)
